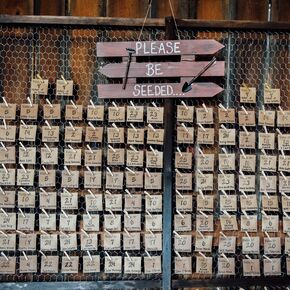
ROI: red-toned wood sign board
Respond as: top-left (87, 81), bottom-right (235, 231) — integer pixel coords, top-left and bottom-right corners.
top-left (97, 40), bottom-right (224, 99)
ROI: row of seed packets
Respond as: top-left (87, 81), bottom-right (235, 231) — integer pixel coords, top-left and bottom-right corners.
top-left (0, 254), bottom-right (162, 274)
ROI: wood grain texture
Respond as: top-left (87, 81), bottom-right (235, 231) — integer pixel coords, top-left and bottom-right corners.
top-left (69, 0), bottom-right (105, 17)
top-left (196, 0), bottom-right (228, 20)
top-left (152, 0), bottom-right (192, 18)
top-left (106, 0), bottom-right (147, 18)
top-left (235, 0), bottom-right (268, 21)
top-left (0, 0), bottom-right (33, 15)
top-left (35, 0), bottom-right (65, 16)
top-left (272, 0), bottom-right (290, 21)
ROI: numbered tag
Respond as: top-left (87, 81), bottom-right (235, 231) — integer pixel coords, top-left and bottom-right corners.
top-left (177, 105), bottom-right (194, 122)
top-left (20, 104), bottom-right (38, 119)
top-left (243, 258), bottom-right (260, 276)
top-left (145, 214), bottom-right (162, 231)
top-left (123, 232), bottom-right (140, 251)
top-left (0, 233), bottom-right (16, 251)
top-left (260, 155), bottom-right (277, 172)
top-left (0, 147), bottom-right (15, 164)
top-left (282, 195), bottom-right (290, 212)
top-left (262, 195), bottom-right (279, 211)
top-left (145, 172), bottom-right (162, 190)
top-left (41, 147), bottom-right (58, 165)
top-left (39, 191), bottom-right (56, 210)
top-left (0, 103), bottom-right (16, 120)
top-left (61, 191), bottom-right (78, 210)
top-left (220, 195), bottom-right (237, 211)
top-left (196, 173), bottom-right (213, 191)
top-left (104, 214), bottom-right (121, 231)
top-left (220, 215), bottom-right (238, 231)
top-left (258, 132), bottom-right (275, 150)
top-left (174, 234), bottom-right (191, 252)
top-left (239, 175), bottom-right (255, 192)
top-left (196, 214), bottom-right (214, 232)
top-left (41, 256), bottom-right (59, 274)
top-left (126, 150), bottom-right (143, 167)
top-left (285, 237), bottom-right (290, 254)
top-left (39, 214), bottom-right (56, 231)
top-left (195, 235), bottom-right (213, 252)
top-left (61, 256), bottom-right (79, 273)
top-left (81, 233), bottom-right (98, 251)
top-left (104, 256), bottom-right (122, 273)
top-left (218, 108), bottom-right (235, 123)
top-left (147, 128), bottom-right (164, 145)
top-left (0, 125), bottom-right (16, 142)
top-left (277, 111), bottom-right (290, 127)
top-left (144, 256), bottom-right (162, 274)
top-left (218, 257), bottom-right (235, 275)
top-left (259, 110), bottom-right (275, 127)
top-left (19, 147), bottom-right (36, 164)
top-left (196, 107), bottom-right (213, 124)
top-left (196, 256), bottom-right (212, 274)
top-left (147, 107), bottom-right (164, 124)
top-left (17, 169), bottom-right (34, 186)
top-left (239, 131), bottom-right (256, 149)
top-left (61, 170), bottom-right (79, 188)
top-left (144, 233), bottom-right (162, 251)
top-left (177, 126), bottom-right (194, 143)
top-left (42, 126), bottom-right (59, 142)
top-left (85, 149), bottom-right (102, 166)
top-left (85, 127), bottom-right (103, 143)
top-left (64, 126), bottom-right (82, 143)
top-left (278, 134), bottom-right (290, 150)
top-left (0, 168), bottom-right (15, 186)
top-left (31, 78), bottom-right (48, 95)
top-left (280, 176), bottom-right (290, 192)
top-left (107, 148), bottom-right (125, 166)
top-left (105, 172), bottom-right (124, 190)
top-left (176, 195), bottom-right (192, 212)
top-left (43, 104), bottom-right (61, 119)
top-left (19, 124), bottom-right (37, 142)
top-left (64, 148), bottom-right (81, 165)
top-left (39, 169), bottom-right (55, 187)
top-left (238, 110), bottom-right (255, 126)
top-left (108, 106), bottom-right (125, 122)
top-left (283, 217), bottom-right (290, 233)
top-left (197, 154), bottom-right (214, 171)
top-left (218, 236), bottom-right (236, 254)
top-left (18, 190), bottom-right (35, 208)
top-left (242, 236), bottom-right (260, 254)
top-left (19, 255), bottom-right (37, 273)
top-left (19, 233), bottom-right (36, 251)
top-left (219, 153), bottom-right (235, 171)
top-left (146, 195), bottom-right (162, 212)
top-left (262, 215), bottom-right (279, 232)
top-left (176, 173), bottom-right (193, 190)
top-left (85, 193), bottom-right (103, 211)
top-left (84, 171), bottom-right (102, 188)
top-left (124, 256), bottom-right (141, 274)
top-left (103, 233), bottom-right (121, 250)
top-left (107, 127), bottom-right (124, 143)
top-left (40, 234), bottom-right (58, 251)
top-left (60, 233), bottom-right (77, 251)
top-left (219, 128), bottom-right (236, 145)
top-left (241, 215), bottom-right (257, 232)
top-left (0, 257), bottom-right (16, 274)
top-left (240, 154), bottom-right (256, 172)
top-left (17, 213), bottom-right (35, 231)
top-left (83, 214), bottom-right (99, 231)
top-left (87, 105), bottom-right (104, 121)
top-left (105, 194), bottom-right (122, 211)
top-left (197, 128), bottom-right (214, 145)
top-left (83, 255), bottom-right (100, 273)
top-left (59, 214), bottom-right (77, 231)
top-left (264, 237), bottom-right (281, 255)
top-left (175, 256), bottom-right (192, 274)
top-left (174, 214), bottom-right (192, 231)
top-left (264, 88), bottom-right (280, 104)
top-left (197, 195), bottom-right (214, 211)
top-left (56, 80), bottom-right (73, 96)
top-left (125, 194), bottom-right (142, 212)
top-left (240, 194), bottom-right (257, 211)
top-left (127, 106), bottom-right (143, 122)
top-left (263, 258), bottom-right (281, 276)
top-left (279, 155), bottom-right (290, 172)
top-left (260, 175), bottom-right (277, 192)
top-left (0, 190), bottom-right (15, 208)
top-left (218, 174), bottom-right (235, 191)
top-left (240, 87), bottom-right (256, 103)
top-left (65, 104), bottom-right (83, 120)
top-left (146, 151), bottom-right (163, 168)
top-left (175, 152), bottom-right (192, 169)
top-left (127, 128), bottom-right (144, 144)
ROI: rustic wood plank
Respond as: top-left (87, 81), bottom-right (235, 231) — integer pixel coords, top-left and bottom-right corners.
top-left (0, 0), bottom-right (33, 15)
top-left (107, 0), bottom-right (147, 18)
top-left (196, 0), bottom-right (228, 20)
top-left (69, 0), bottom-right (105, 17)
top-left (152, 0), bottom-right (191, 18)
top-left (235, 0), bottom-right (268, 21)
top-left (97, 40), bottom-right (224, 57)
top-left (272, 0), bottom-right (290, 21)
top-left (34, 0), bottom-right (65, 16)
top-left (99, 61), bottom-right (225, 78)
top-left (97, 83), bottom-right (223, 99)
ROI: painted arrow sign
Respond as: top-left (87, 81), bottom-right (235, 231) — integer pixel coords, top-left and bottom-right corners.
top-left (99, 61), bottom-right (225, 78)
top-left (97, 83), bottom-right (223, 99)
top-left (97, 39), bottom-right (224, 57)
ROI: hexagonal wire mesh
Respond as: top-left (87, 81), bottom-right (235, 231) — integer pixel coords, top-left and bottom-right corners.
top-left (172, 27), bottom-right (290, 282)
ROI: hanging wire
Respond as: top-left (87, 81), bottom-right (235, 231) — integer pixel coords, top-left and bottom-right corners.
top-left (168, 0), bottom-right (181, 40)
top-left (137, 0), bottom-right (152, 41)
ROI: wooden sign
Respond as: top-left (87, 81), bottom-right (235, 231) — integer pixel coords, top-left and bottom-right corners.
top-left (97, 39), bottom-right (224, 99)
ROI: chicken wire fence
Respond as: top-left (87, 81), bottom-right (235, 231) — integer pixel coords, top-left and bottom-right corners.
top-left (0, 19), bottom-right (289, 289)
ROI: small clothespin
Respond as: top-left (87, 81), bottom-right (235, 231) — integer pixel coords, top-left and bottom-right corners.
top-left (279, 106), bottom-right (285, 116)
top-left (20, 163), bottom-right (27, 173)
top-left (197, 230), bottom-right (204, 239)
top-left (21, 120), bottom-right (28, 128)
top-left (1, 164), bottom-right (8, 174)
top-left (202, 103), bottom-right (208, 113)
top-left (42, 165), bottom-right (48, 175)
top-left (145, 250), bottom-right (152, 259)
top-left (263, 125), bottom-right (268, 134)
top-left (280, 171), bottom-right (287, 181)
top-left (242, 125), bottom-right (249, 136)
top-left (70, 100), bottom-right (77, 110)
top-left (125, 166), bottom-right (135, 175)
top-left (125, 189), bottom-right (132, 197)
top-left (64, 251), bottom-right (71, 261)
top-left (124, 210), bottom-right (130, 219)
top-left (175, 190), bottom-right (184, 199)
top-left (22, 251), bottom-right (28, 261)
top-left (68, 144), bottom-right (76, 153)
top-left (105, 251), bottom-right (112, 261)
top-left (242, 82), bottom-right (250, 93)
top-left (149, 145), bottom-right (157, 156)
top-left (105, 167), bottom-right (113, 176)
top-left (2, 120), bottom-right (6, 130)
top-left (245, 254), bottom-right (252, 260)
top-left (175, 250), bottom-right (182, 260)
top-left (18, 208), bottom-right (26, 218)
top-left (112, 123), bottom-right (119, 132)
top-left (124, 228), bottom-right (132, 238)
top-left (87, 189), bottom-right (97, 199)
top-left (86, 210), bottom-right (92, 220)
top-left (176, 209), bottom-right (184, 219)
top-left (39, 250), bottom-right (47, 259)
top-left (146, 210), bottom-right (152, 217)
top-left (245, 231), bottom-right (251, 241)
top-left (129, 145), bottom-right (138, 152)
top-left (129, 101), bottom-right (137, 110)
top-left (181, 123), bottom-right (189, 133)
top-left (220, 231), bottom-right (227, 239)
top-left (151, 102), bottom-right (159, 111)
top-left (218, 103), bottom-right (228, 112)
top-left (284, 211), bottom-right (290, 220)
top-left (221, 253), bottom-right (229, 262)
top-left (89, 99), bottom-right (95, 108)
top-left (198, 147), bottom-right (205, 158)
top-left (27, 96), bottom-right (33, 107)
top-left (241, 106), bottom-right (249, 115)
top-left (281, 149), bottom-right (286, 160)
top-left (16, 230), bottom-right (26, 236)
top-left (242, 210), bottom-right (250, 220)
top-left (40, 188), bottom-right (49, 196)
top-left (176, 147), bottom-right (182, 157)
top-left (263, 254), bottom-right (273, 263)
top-left (87, 250), bottom-right (93, 261)
top-left (64, 165), bottom-right (72, 176)
top-left (104, 229), bottom-right (112, 237)
top-left (45, 120), bottom-right (52, 130)
top-left (61, 209), bottom-right (68, 218)
top-left (264, 83), bottom-right (271, 91)
top-left (221, 190), bottom-right (228, 198)
top-left (45, 98), bottom-right (53, 108)
top-left (0, 142), bottom-right (7, 152)
top-left (0, 187), bottom-right (5, 196)
top-left (261, 171), bottom-right (268, 180)
top-left (68, 121), bottom-right (76, 131)
top-left (198, 189), bottom-right (205, 200)
top-left (2, 97), bottom-right (8, 108)
top-left (112, 101), bottom-right (119, 112)
top-left (145, 168), bottom-right (151, 177)
top-left (282, 192), bottom-right (290, 200)
top-left (239, 170), bottom-right (246, 179)
top-left (108, 209), bottom-right (115, 219)
top-left (198, 251), bottom-right (207, 259)
top-left (86, 165), bottom-right (94, 176)
top-left (81, 228), bottom-right (89, 237)
top-left (219, 169), bottom-right (226, 178)
top-left (44, 143), bottom-right (52, 153)
top-left (197, 123), bottom-right (206, 132)
top-left (20, 187), bottom-right (30, 195)
top-left (197, 169), bottom-right (205, 178)
top-left (105, 190), bottom-right (112, 195)
top-left (181, 101), bottom-right (189, 110)
top-left (40, 230), bottom-right (49, 236)
top-left (276, 128), bottom-right (283, 136)
top-left (220, 124), bottom-right (229, 131)
top-left (60, 74), bottom-right (68, 85)
top-left (88, 121), bottom-right (96, 130)
top-left (41, 208), bottom-right (49, 218)
top-left (240, 149), bottom-right (246, 159)
top-left (63, 188), bottom-right (73, 197)
top-left (173, 230), bottom-right (181, 239)
top-left (148, 123), bottom-right (156, 132)
top-left (19, 142), bottom-right (27, 152)
top-left (223, 210), bottom-right (231, 218)
top-left (86, 144), bottom-right (94, 154)
top-left (175, 168), bottom-right (183, 177)
top-left (130, 123), bottom-right (138, 132)
top-left (198, 210), bottom-right (208, 218)
top-left (261, 210), bottom-right (269, 218)
top-left (1, 252), bottom-right (8, 261)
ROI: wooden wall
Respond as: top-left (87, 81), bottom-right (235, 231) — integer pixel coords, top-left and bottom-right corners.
top-left (0, 0), bottom-right (289, 21)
